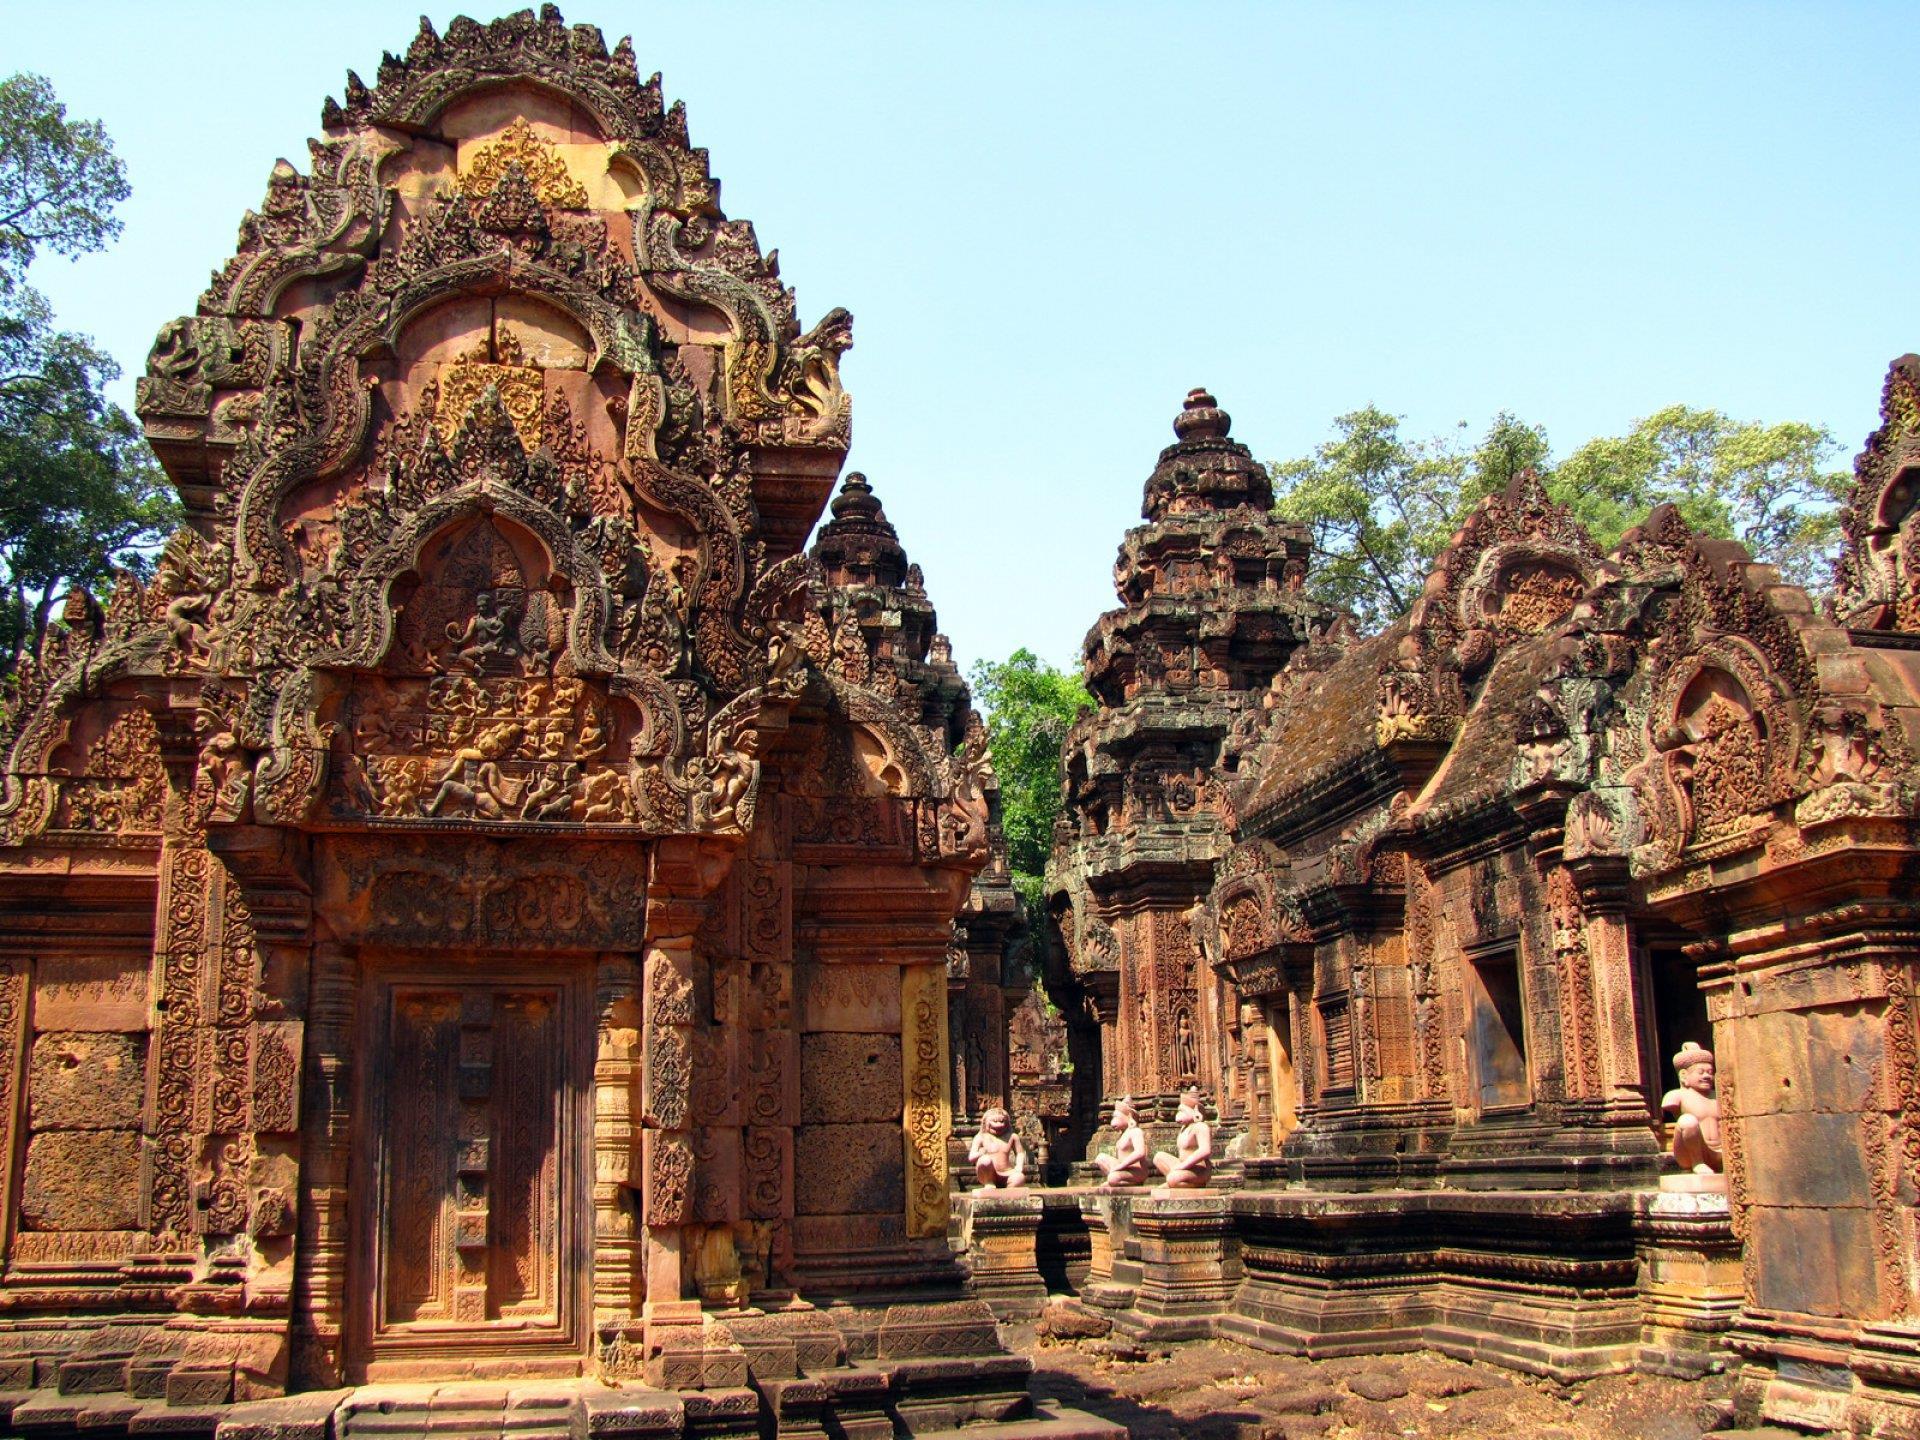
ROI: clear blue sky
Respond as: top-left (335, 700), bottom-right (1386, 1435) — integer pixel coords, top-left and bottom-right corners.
top-left (10, 3), bottom-right (1918, 674)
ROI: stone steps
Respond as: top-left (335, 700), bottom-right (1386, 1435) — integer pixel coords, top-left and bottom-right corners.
top-left (912, 1402), bottom-right (1128, 1440)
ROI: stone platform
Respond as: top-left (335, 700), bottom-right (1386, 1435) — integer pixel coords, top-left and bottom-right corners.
top-left (956, 1185), bottom-right (1741, 1384)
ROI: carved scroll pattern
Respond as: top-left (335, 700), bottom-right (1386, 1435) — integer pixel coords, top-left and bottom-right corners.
top-left (0, 960), bottom-right (28, 1255)
top-left (900, 964), bottom-right (949, 1239)
top-left (150, 845), bottom-right (212, 1238)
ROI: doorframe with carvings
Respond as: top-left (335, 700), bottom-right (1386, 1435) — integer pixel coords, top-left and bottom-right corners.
top-left (344, 952), bottom-right (595, 1382)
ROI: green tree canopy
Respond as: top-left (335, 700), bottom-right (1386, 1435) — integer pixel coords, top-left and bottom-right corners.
top-left (968, 648), bottom-right (1090, 907)
top-left (1269, 405), bottom-right (1470, 632)
top-left (0, 72), bottom-right (174, 675)
top-left (1270, 402), bottom-right (1848, 631)
top-left (1552, 406), bottom-right (1847, 589)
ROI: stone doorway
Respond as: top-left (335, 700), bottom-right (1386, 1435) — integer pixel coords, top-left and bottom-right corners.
top-left (350, 962), bottom-right (594, 1380)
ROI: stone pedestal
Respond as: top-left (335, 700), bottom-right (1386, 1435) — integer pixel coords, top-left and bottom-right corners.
top-left (1076, 1192), bottom-right (1141, 1313)
top-left (954, 1191), bottom-right (1047, 1321)
top-left (1633, 1189), bottom-right (1740, 1378)
top-left (1127, 1194), bottom-right (1240, 1339)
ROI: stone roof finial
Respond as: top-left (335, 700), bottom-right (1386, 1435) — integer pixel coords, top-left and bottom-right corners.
top-left (829, 471), bottom-right (885, 525)
top-left (1172, 388), bottom-right (1230, 443)
top-left (1141, 387), bottom-right (1268, 520)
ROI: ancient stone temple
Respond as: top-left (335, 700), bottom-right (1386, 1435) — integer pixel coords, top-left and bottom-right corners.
top-left (1044, 389), bottom-right (1335, 1159)
top-left (0, 12), bottom-right (1115, 1437)
top-left (1009, 361), bottom-right (1920, 1436)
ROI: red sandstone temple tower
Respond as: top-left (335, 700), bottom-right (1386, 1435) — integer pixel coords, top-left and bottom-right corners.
top-left (0, 14), bottom-right (1110, 1436)
top-left (1044, 390), bottom-right (1334, 1155)
top-left (802, 472), bottom-right (1029, 1166)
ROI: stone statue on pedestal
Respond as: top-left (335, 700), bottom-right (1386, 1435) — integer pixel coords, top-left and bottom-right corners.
top-left (1093, 1097), bottom-right (1149, 1189)
top-left (1153, 1085), bottom-right (1213, 1191)
top-left (1661, 1040), bottom-right (1723, 1182)
top-left (967, 1106), bottom-right (1029, 1191)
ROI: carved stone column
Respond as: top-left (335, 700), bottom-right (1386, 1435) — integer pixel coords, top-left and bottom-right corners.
top-left (1567, 853), bottom-right (1656, 1129)
top-left (641, 835), bottom-right (732, 1331)
top-left (593, 953), bottom-right (642, 1334)
top-left (292, 941), bottom-right (354, 1387)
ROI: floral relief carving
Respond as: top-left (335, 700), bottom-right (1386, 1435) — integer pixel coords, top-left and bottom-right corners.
top-left (458, 117), bottom-right (590, 210)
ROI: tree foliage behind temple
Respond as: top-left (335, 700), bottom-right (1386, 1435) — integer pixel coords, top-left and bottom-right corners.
top-left (0, 73), bottom-right (175, 677)
top-left (1272, 403), bottom-right (1849, 633)
top-left (969, 648), bottom-right (1090, 908)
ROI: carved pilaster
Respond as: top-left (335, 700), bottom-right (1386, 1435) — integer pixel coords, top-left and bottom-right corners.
top-left (641, 938), bottom-right (695, 1306)
top-left (0, 959), bottom-right (28, 1254)
top-left (145, 839), bottom-right (210, 1244)
top-left (901, 963), bottom-right (950, 1239)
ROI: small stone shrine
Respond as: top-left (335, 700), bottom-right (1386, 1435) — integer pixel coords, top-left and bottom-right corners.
top-left (0, 12), bottom-right (1112, 1438)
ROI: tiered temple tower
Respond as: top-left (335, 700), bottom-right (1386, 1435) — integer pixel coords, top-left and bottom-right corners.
top-left (804, 474), bottom-right (1026, 1132)
top-left (1045, 389), bottom-right (1335, 1152)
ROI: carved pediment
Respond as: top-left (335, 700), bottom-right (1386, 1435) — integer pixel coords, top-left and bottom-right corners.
top-left (1836, 354), bottom-right (1920, 630)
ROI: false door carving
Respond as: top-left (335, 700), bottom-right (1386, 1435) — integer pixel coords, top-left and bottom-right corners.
top-left (353, 967), bottom-right (590, 1376)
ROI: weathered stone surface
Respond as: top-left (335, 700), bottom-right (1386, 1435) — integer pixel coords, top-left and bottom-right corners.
top-left (797, 964), bottom-right (901, 1034)
top-left (31, 956), bottom-right (148, 1032)
top-left (1348, 1372), bottom-right (1409, 1402)
top-left (28, 1032), bottom-right (144, 1130)
top-left (1037, 1298), bottom-right (1110, 1340)
top-left (793, 1123), bottom-right (905, 1216)
top-left (21, 1130), bottom-right (139, 1230)
top-left (799, 1034), bottom-right (901, 1124)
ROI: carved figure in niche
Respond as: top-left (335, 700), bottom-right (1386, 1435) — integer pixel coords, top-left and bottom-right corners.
top-left (1662, 677), bottom-right (1765, 844)
top-left (424, 721), bottom-right (524, 818)
top-left (1222, 895), bottom-right (1263, 958)
top-left (830, 611), bottom-right (869, 684)
top-left (703, 725), bottom-right (760, 831)
top-left (1153, 1086), bottom-right (1213, 1191)
top-left (1661, 1041), bottom-right (1724, 1181)
top-left (1515, 689), bottom-right (1571, 785)
top-left (1093, 1097), bottom-right (1150, 1189)
top-left (196, 711), bottom-right (251, 824)
top-left (940, 747), bottom-right (993, 862)
top-left (576, 703), bottom-right (608, 761)
top-left (442, 589), bottom-right (525, 675)
top-left (967, 1018), bottom-right (994, 1096)
top-left (158, 539), bottom-right (229, 660)
top-left (1175, 1009), bottom-right (1198, 1078)
top-left (967, 1106), bottom-right (1028, 1191)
